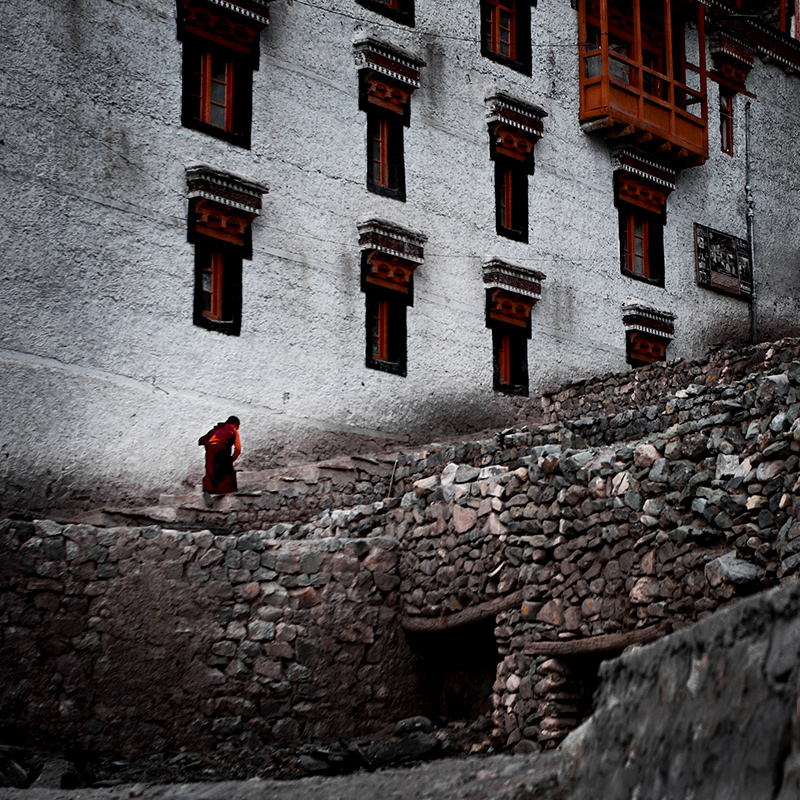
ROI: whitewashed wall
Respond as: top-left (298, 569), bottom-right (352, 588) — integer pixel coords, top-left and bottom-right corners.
top-left (2, 0), bottom-right (799, 509)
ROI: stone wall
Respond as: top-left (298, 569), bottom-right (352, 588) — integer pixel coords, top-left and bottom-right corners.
top-left (7, 345), bottom-right (800, 762)
top-left (561, 579), bottom-right (800, 800)
top-left (0, 518), bottom-right (417, 757)
top-left (144, 340), bottom-right (800, 533)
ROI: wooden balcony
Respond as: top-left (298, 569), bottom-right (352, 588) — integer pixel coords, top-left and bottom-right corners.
top-left (579, 0), bottom-right (709, 168)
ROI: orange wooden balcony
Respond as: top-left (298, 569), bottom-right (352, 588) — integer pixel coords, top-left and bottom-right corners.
top-left (579, 0), bottom-right (709, 168)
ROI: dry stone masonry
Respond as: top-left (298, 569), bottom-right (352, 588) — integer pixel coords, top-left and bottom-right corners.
top-left (5, 339), bottom-right (800, 767)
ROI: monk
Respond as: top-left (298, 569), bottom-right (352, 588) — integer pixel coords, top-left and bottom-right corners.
top-left (199, 415), bottom-right (241, 504)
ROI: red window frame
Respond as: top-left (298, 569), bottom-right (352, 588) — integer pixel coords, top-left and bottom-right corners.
top-left (719, 89), bottom-right (734, 156)
top-left (370, 298), bottom-right (389, 362)
top-left (191, 50), bottom-right (235, 132)
top-left (497, 331), bottom-right (512, 386)
top-left (621, 209), bottom-right (650, 278)
top-left (485, 0), bottom-right (517, 61)
top-left (498, 165), bottom-right (514, 231)
top-left (200, 249), bottom-right (224, 321)
top-left (370, 117), bottom-right (390, 189)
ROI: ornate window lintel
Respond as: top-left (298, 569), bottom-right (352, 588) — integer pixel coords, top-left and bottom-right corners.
top-left (178, 0), bottom-right (272, 59)
top-left (613, 149), bottom-right (676, 215)
top-left (486, 93), bottom-right (546, 166)
top-left (483, 259), bottom-right (545, 330)
top-left (623, 303), bottom-right (675, 366)
top-left (186, 164), bottom-right (267, 246)
top-left (358, 219), bottom-right (426, 296)
top-left (354, 37), bottom-right (426, 91)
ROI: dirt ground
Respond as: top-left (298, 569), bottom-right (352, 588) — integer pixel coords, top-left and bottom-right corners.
top-left (1, 752), bottom-right (567, 800)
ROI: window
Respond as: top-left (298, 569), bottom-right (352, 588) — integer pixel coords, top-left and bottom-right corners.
top-left (719, 89), bottom-right (734, 155)
top-left (182, 39), bottom-right (253, 147)
top-left (365, 290), bottom-right (407, 374)
top-left (493, 325), bottom-right (528, 395)
top-left (355, 41), bottom-right (424, 203)
top-left (483, 264), bottom-right (543, 398)
top-left (367, 111), bottom-right (405, 200)
top-left (177, 1), bottom-right (268, 149)
top-left (358, 219), bottom-right (426, 378)
top-left (619, 206), bottom-right (664, 285)
top-left (357, 0), bottom-right (415, 26)
top-left (481, 0), bottom-right (531, 74)
top-left (193, 237), bottom-right (243, 335)
top-left (495, 160), bottom-right (528, 241)
top-left (186, 166), bottom-right (266, 337)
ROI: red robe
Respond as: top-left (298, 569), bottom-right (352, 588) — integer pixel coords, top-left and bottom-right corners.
top-left (200, 423), bottom-right (239, 493)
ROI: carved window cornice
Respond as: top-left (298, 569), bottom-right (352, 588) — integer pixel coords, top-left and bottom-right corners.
top-left (186, 165), bottom-right (267, 246)
top-left (704, 0), bottom-right (800, 74)
top-left (358, 219), bottom-right (426, 296)
top-left (355, 38), bottom-right (425, 120)
top-left (710, 32), bottom-right (755, 90)
top-left (178, 0), bottom-right (272, 59)
top-left (354, 38), bottom-right (425, 89)
top-left (613, 149), bottom-right (676, 215)
top-left (483, 260), bottom-right (546, 330)
top-left (486, 93), bottom-right (546, 167)
top-left (623, 303), bottom-right (675, 366)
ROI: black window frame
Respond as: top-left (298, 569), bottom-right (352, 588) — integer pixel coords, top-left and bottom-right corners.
top-left (364, 288), bottom-right (408, 376)
top-left (491, 323), bottom-right (529, 396)
top-left (480, 0), bottom-right (532, 76)
top-left (494, 157), bottom-right (529, 242)
top-left (365, 110), bottom-right (406, 201)
top-left (180, 35), bottom-right (254, 149)
top-left (356, 0), bottom-right (415, 27)
top-left (188, 201), bottom-right (249, 337)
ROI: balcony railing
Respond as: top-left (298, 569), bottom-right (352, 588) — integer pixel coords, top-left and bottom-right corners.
top-left (579, 0), bottom-right (709, 166)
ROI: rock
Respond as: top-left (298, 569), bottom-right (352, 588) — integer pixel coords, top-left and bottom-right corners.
top-left (454, 465), bottom-right (480, 484)
top-left (394, 716), bottom-right (434, 735)
top-left (634, 443), bottom-right (661, 468)
top-left (705, 551), bottom-right (765, 588)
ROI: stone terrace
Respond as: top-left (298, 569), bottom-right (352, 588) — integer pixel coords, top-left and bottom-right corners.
top-left (4, 339), bottom-right (800, 768)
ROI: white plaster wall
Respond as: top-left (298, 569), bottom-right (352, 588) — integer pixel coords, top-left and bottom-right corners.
top-left (2, 0), bottom-right (799, 508)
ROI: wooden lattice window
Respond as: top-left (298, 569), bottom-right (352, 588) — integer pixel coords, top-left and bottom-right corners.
top-left (189, 50), bottom-right (235, 131)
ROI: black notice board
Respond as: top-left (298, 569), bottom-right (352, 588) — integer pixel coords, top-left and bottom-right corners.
top-left (694, 223), bottom-right (752, 299)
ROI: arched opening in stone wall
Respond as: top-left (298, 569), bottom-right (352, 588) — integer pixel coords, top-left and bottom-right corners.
top-left (404, 619), bottom-right (499, 721)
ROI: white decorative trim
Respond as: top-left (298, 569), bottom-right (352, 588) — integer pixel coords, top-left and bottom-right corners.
top-left (207, 0), bottom-right (271, 26)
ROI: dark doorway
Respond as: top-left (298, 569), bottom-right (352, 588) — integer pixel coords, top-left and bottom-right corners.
top-left (405, 619), bottom-right (499, 721)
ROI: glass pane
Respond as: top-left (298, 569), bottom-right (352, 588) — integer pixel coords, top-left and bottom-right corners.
top-left (209, 104), bottom-right (225, 128)
top-left (211, 57), bottom-right (227, 83)
top-left (210, 81), bottom-right (226, 105)
top-left (202, 272), bottom-right (212, 292)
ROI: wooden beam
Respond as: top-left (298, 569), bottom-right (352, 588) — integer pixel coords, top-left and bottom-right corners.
top-left (605, 123), bottom-right (635, 139)
top-left (401, 591), bottom-right (523, 633)
top-left (523, 622), bottom-right (670, 657)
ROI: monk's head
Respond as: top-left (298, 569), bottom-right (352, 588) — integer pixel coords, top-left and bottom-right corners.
top-left (226, 415), bottom-right (240, 429)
